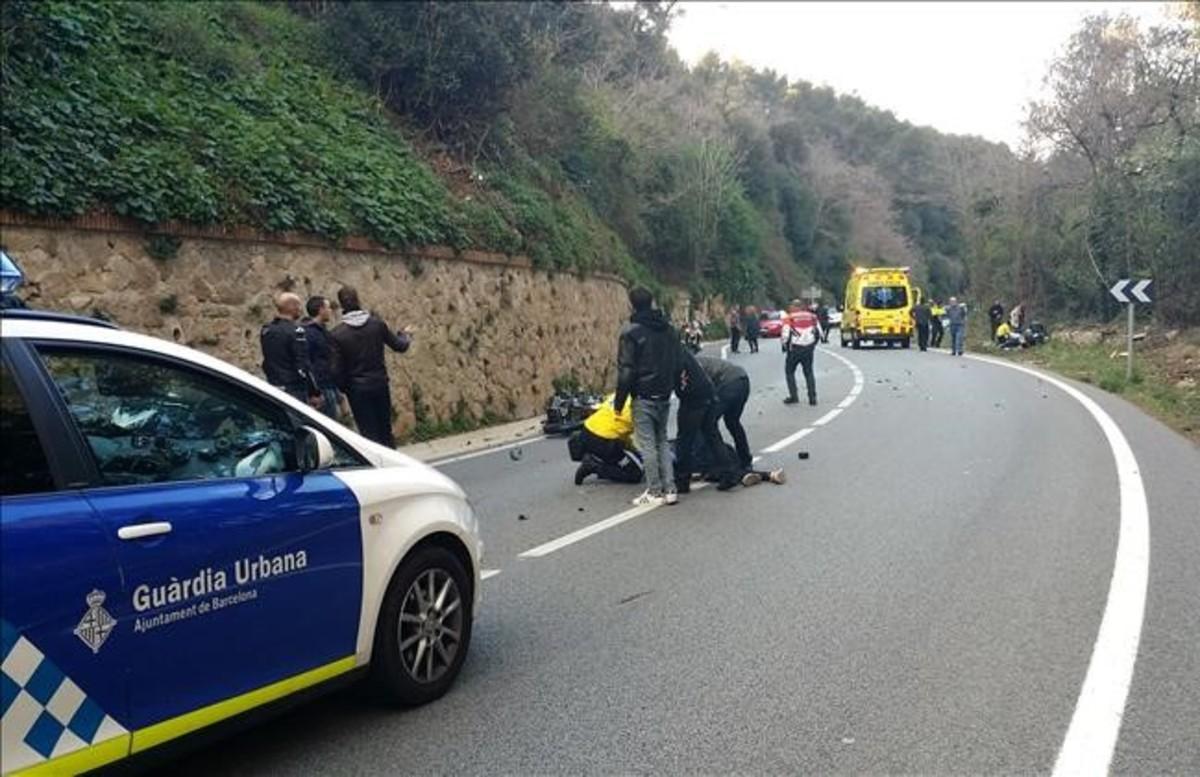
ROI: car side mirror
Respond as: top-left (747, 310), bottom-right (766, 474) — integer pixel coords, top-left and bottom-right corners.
top-left (296, 425), bottom-right (334, 472)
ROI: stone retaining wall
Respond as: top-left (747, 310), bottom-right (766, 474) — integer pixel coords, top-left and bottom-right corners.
top-left (1, 217), bottom-right (631, 438)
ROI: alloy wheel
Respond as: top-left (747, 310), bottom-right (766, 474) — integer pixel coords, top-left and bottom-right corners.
top-left (397, 568), bottom-right (463, 684)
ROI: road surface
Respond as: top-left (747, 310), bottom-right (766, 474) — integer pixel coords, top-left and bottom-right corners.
top-left (174, 340), bottom-right (1200, 775)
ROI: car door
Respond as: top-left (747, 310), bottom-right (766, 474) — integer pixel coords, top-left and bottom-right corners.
top-left (1, 347), bottom-right (130, 774)
top-left (31, 343), bottom-right (364, 740)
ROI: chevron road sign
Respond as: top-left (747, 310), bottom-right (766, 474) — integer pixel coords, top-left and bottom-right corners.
top-left (1109, 278), bottom-right (1154, 380)
top-left (1109, 278), bottom-right (1153, 304)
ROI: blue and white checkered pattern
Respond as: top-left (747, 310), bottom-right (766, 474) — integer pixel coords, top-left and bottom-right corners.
top-left (1, 620), bottom-right (126, 773)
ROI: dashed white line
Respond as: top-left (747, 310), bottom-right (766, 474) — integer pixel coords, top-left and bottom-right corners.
top-left (811, 408), bottom-right (842, 427)
top-left (518, 348), bottom-right (867, 557)
top-left (519, 503), bottom-right (659, 558)
top-left (481, 569), bottom-right (502, 581)
top-left (760, 426), bottom-right (814, 454)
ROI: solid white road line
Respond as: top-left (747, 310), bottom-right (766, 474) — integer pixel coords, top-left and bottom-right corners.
top-left (517, 348), bottom-right (867, 558)
top-left (965, 354), bottom-right (1149, 777)
top-left (481, 569), bottom-right (502, 581)
top-left (721, 343), bottom-right (730, 360)
top-left (431, 435), bottom-right (549, 467)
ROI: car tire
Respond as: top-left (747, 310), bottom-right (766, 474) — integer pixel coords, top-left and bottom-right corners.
top-left (902, 337), bottom-right (911, 349)
top-left (851, 332), bottom-right (861, 350)
top-left (370, 545), bottom-right (473, 707)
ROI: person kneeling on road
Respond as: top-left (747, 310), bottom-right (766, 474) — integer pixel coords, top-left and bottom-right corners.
top-left (994, 321), bottom-right (1023, 350)
top-left (569, 394), bottom-right (644, 485)
top-left (695, 354), bottom-right (785, 487)
top-left (674, 349), bottom-right (739, 493)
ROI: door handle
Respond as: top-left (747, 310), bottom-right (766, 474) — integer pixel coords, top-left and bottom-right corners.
top-left (117, 522), bottom-right (173, 540)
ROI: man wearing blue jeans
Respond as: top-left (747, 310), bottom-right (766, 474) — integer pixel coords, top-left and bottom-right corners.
top-left (615, 287), bottom-right (681, 506)
top-left (946, 296), bottom-right (968, 356)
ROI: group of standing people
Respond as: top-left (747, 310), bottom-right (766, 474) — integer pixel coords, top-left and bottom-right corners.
top-left (910, 297), bottom-right (968, 354)
top-left (259, 287), bottom-right (411, 447)
top-left (726, 305), bottom-right (761, 354)
top-left (605, 288), bottom-right (783, 506)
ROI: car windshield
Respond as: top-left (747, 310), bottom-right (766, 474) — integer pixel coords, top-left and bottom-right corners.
top-left (862, 286), bottom-right (908, 309)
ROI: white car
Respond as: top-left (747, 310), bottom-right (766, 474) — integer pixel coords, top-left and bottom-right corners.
top-left (0, 302), bottom-right (482, 774)
top-left (827, 308), bottom-right (842, 327)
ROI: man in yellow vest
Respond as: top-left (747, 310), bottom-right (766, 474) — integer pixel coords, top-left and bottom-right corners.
top-left (571, 393), bottom-right (644, 485)
top-left (930, 300), bottom-right (946, 348)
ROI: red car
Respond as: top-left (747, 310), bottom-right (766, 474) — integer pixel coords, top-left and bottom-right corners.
top-left (759, 310), bottom-right (785, 338)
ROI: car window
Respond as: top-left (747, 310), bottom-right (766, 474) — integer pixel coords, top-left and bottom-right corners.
top-left (861, 286), bottom-right (908, 310)
top-left (39, 348), bottom-right (299, 487)
top-left (0, 361), bottom-right (57, 496)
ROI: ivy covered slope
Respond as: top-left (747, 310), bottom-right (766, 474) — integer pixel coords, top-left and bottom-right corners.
top-left (0, 1), bottom-right (641, 278)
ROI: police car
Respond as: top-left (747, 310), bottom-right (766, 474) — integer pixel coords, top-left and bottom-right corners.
top-left (0, 256), bottom-right (482, 775)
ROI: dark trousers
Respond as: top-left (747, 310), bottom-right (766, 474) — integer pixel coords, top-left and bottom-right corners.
top-left (730, 327), bottom-right (741, 353)
top-left (580, 428), bottom-right (644, 483)
top-left (916, 323), bottom-right (930, 351)
top-left (745, 333), bottom-right (759, 353)
top-left (715, 376), bottom-right (752, 470)
top-left (675, 399), bottom-right (735, 488)
top-left (785, 345), bottom-right (817, 402)
top-left (347, 383), bottom-right (394, 448)
top-left (931, 319), bottom-right (944, 347)
top-left (317, 387), bottom-right (340, 420)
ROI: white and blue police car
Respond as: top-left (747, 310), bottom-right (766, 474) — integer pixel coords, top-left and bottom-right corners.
top-left (0, 256), bottom-right (483, 775)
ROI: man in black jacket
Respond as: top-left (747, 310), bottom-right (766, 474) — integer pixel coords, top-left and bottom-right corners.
top-left (911, 298), bottom-right (932, 351)
top-left (330, 286), bottom-right (410, 447)
top-left (302, 295), bottom-right (340, 419)
top-left (988, 300), bottom-right (1005, 339)
top-left (260, 292), bottom-right (318, 403)
top-left (616, 287), bottom-right (680, 506)
top-left (674, 349), bottom-right (738, 493)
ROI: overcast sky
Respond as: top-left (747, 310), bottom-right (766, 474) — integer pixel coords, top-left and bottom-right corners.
top-left (667, 1), bottom-right (1176, 149)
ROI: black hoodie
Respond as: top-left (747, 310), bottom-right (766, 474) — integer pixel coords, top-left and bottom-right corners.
top-left (615, 308), bottom-right (680, 409)
top-left (330, 310), bottom-right (410, 391)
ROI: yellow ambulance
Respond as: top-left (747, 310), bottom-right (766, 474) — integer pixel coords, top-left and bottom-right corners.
top-left (840, 266), bottom-right (919, 349)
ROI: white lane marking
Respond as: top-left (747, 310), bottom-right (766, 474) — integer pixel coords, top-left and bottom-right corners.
top-left (519, 349), bottom-right (866, 557)
top-left (761, 427), bottom-right (815, 453)
top-left (965, 354), bottom-right (1149, 777)
top-left (721, 343), bottom-right (730, 360)
top-left (837, 396), bottom-right (855, 409)
top-left (481, 569), bottom-right (502, 581)
top-left (812, 408), bottom-right (842, 427)
top-left (519, 503), bottom-right (659, 558)
top-left (431, 435), bottom-right (548, 467)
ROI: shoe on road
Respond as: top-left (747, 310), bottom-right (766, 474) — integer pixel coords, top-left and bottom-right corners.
top-left (808, 397), bottom-right (817, 406)
top-left (632, 490), bottom-right (665, 507)
top-left (716, 476), bottom-right (739, 491)
top-left (741, 472), bottom-right (763, 488)
top-left (769, 468), bottom-right (786, 485)
top-left (574, 456), bottom-right (598, 486)
top-left (783, 397), bottom-right (800, 405)
top-left (664, 490), bottom-right (679, 506)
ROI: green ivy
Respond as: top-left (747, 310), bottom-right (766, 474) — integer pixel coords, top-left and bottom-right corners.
top-left (0, 1), bottom-right (459, 248)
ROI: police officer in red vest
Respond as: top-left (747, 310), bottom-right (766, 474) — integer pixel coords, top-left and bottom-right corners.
top-left (781, 300), bottom-right (823, 406)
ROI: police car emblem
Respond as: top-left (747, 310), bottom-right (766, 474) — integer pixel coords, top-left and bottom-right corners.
top-left (74, 589), bottom-right (116, 654)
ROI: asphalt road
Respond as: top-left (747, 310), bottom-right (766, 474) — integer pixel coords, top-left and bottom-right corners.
top-left (174, 337), bottom-right (1200, 775)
